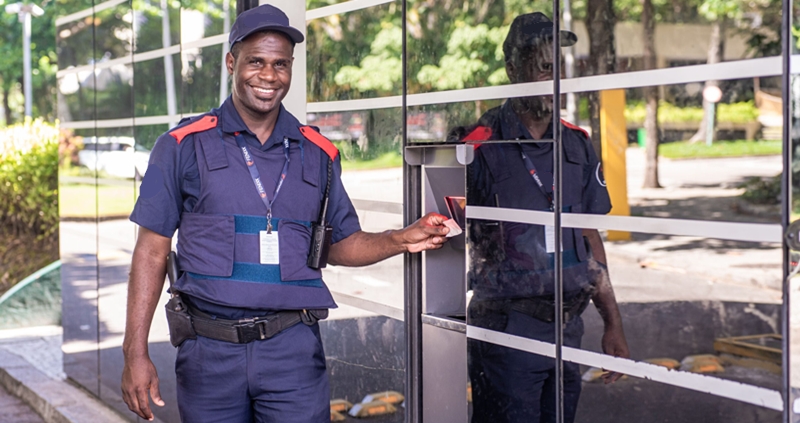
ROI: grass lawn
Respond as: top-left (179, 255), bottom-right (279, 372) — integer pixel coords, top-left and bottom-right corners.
top-left (659, 140), bottom-right (782, 159)
top-left (59, 184), bottom-right (136, 218)
top-left (340, 151), bottom-right (403, 171)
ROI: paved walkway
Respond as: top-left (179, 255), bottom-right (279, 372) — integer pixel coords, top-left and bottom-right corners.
top-left (0, 326), bottom-right (65, 381)
top-left (0, 326), bottom-right (62, 423)
top-left (0, 326), bottom-right (128, 423)
top-left (0, 383), bottom-right (45, 423)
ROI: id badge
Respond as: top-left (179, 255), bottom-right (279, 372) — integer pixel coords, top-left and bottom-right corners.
top-left (259, 231), bottom-right (280, 264)
top-left (544, 225), bottom-right (563, 254)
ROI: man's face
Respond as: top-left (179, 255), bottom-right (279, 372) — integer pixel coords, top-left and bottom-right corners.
top-left (227, 32), bottom-right (294, 119)
top-left (508, 43), bottom-right (555, 84)
top-left (506, 42), bottom-right (557, 117)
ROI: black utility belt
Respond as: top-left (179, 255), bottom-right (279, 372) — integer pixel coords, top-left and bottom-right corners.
top-left (165, 294), bottom-right (328, 346)
top-left (508, 295), bottom-right (589, 323)
top-left (473, 287), bottom-right (594, 324)
top-left (189, 307), bottom-right (327, 344)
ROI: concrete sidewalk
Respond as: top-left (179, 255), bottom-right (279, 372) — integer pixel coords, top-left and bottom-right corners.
top-left (0, 326), bottom-right (129, 423)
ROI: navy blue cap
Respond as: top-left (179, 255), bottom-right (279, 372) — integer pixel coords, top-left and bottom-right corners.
top-left (503, 12), bottom-right (577, 60)
top-left (229, 4), bottom-right (304, 47)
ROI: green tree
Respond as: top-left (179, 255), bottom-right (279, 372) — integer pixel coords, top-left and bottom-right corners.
top-left (0, 0), bottom-right (59, 125)
top-left (689, 0), bottom-right (744, 143)
top-left (334, 24), bottom-right (403, 94)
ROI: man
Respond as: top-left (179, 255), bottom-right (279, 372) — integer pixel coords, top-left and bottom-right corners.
top-left (121, 5), bottom-right (448, 422)
top-left (449, 12), bottom-right (629, 423)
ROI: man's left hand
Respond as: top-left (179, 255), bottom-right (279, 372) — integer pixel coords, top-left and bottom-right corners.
top-left (600, 325), bottom-right (630, 384)
top-left (398, 212), bottom-right (450, 253)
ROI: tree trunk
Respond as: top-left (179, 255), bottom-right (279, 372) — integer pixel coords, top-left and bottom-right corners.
top-left (642, 0), bottom-right (661, 188)
top-left (689, 19), bottom-right (725, 143)
top-left (585, 0), bottom-right (617, 158)
top-left (2, 85), bottom-right (12, 126)
top-left (474, 0), bottom-right (495, 24)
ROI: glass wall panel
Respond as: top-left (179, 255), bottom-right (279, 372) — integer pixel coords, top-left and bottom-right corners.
top-left (463, 133), bottom-right (561, 420)
top-left (181, 45), bottom-right (227, 114)
top-left (306, 1), bottom-right (401, 102)
top-left (93, 125), bottom-right (137, 416)
top-left (56, 74), bottom-right (96, 123)
top-left (57, 20), bottom-right (95, 70)
top-left (406, 1), bottom-right (551, 95)
top-left (94, 62), bottom-right (134, 120)
top-left (408, 0), bottom-right (788, 420)
top-left (93, 3), bottom-right (133, 62)
top-left (59, 125), bottom-right (100, 396)
top-left (133, 0), bottom-right (181, 53)
top-left (308, 2), bottom-right (407, 420)
top-left (182, 0), bottom-right (235, 42)
top-left (322, 307), bottom-right (406, 422)
top-left (57, 14), bottom-right (96, 123)
top-left (135, 54), bottom-right (182, 118)
top-left (58, 1), bottom-right (100, 397)
top-left (319, 107), bottom-right (404, 307)
top-left (789, 0), bottom-right (800, 419)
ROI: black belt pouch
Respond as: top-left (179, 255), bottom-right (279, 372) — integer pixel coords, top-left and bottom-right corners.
top-left (165, 296), bottom-right (197, 347)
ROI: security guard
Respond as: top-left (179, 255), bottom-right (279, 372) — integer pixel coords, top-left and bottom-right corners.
top-left (448, 12), bottom-right (629, 423)
top-left (121, 5), bottom-right (448, 422)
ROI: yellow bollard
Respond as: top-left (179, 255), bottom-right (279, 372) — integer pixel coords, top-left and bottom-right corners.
top-left (599, 90), bottom-right (631, 241)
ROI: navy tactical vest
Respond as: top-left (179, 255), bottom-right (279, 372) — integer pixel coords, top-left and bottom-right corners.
top-left (457, 113), bottom-right (600, 300)
top-left (170, 113), bottom-right (339, 310)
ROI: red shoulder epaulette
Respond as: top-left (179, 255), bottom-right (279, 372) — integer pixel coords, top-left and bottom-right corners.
top-left (462, 126), bottom-right (492, 142)
top-left (169, 115), bottom-right (218, 144)
top-left (460, 125), bottom-right (492, 150)
top-left (560, 119), bottom-right (589, 139)
top-left (299, 126), bottom-right (339, 160)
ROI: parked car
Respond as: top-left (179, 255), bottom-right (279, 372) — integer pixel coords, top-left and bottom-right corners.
top-left (77, 136), bottom-right (150, 179)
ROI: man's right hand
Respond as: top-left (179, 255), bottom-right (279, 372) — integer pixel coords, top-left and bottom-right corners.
top-left (121, 355), bottom-right (164, 421)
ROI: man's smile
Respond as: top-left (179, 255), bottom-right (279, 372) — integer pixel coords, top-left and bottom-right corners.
top-left (251, 86), bottom-right (276, 96)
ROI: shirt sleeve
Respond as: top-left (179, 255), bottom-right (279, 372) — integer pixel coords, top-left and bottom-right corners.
top-left (129, 132), bottom-right (185, 238)
top-left (580, 134), bottom-right (612, 215)
top-left (325, 155), bottom-right (362, 243)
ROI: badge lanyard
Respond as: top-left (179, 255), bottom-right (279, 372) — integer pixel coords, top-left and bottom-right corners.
top-left (518, 144), bottom-right (555, 211)
top-left (232, 131), bottom-right (290, 233)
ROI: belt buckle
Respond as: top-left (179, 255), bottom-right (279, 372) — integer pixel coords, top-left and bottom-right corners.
top-left (300, 309), bottom-right (315, 325)
top-left (257, 316), bottom-right (281, 340)
top-left (236, 317), bottom-right (279, 343)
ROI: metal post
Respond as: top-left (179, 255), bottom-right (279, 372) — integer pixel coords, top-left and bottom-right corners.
top-left (5, 3), bottom-right (42, 118)
top-left (780, 0), bottom-right (792, 419)
top-left (22, 11), bottom-right (32, 118)
top-left (401, 2), bottom-right (423, 421)
top-left (552, 5), bottom-right (564, 423)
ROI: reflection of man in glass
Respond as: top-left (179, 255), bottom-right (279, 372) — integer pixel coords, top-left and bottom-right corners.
top-left (449, 12), bottom-right (629, 423)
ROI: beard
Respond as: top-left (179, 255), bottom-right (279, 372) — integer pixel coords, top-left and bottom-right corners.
top-left (511, 96), bottom-right (552, 119)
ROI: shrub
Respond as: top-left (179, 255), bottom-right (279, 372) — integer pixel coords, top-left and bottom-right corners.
top-left (625, 101), bottom-right (759, 124)
top-left (0, 119), bottom-right (59, 238)
top-left (738, 175), bottom-right (780, 205)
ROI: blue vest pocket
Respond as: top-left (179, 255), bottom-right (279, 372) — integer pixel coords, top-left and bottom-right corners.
top-left (278, 220), bottom-right (323, 282)
top-left (177, 213), bottom-right (235, 277)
